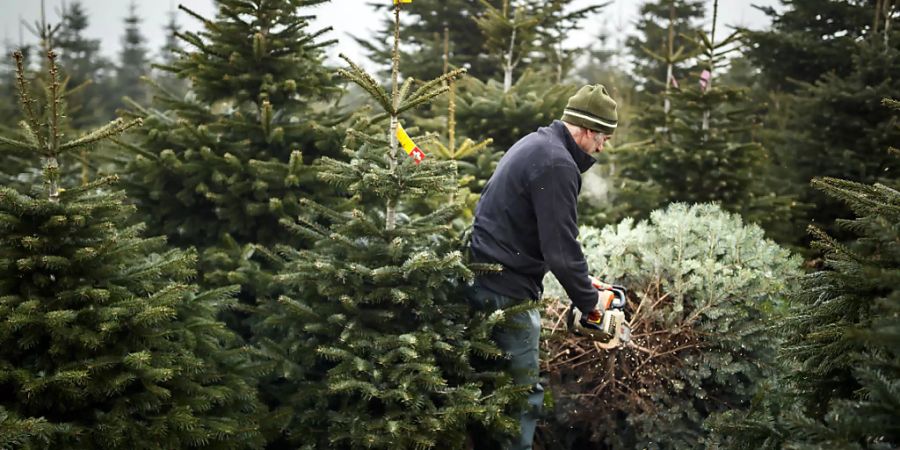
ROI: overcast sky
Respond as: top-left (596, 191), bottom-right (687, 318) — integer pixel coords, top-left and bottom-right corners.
top-left (0, 0), bottom-right (780, 69)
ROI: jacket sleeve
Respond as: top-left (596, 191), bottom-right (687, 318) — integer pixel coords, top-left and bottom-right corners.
top-left (530, 164), bottom-right (598, 314)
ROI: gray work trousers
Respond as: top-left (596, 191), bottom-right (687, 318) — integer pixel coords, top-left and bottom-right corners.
top-left (467, 285), bottom-right (543, 450)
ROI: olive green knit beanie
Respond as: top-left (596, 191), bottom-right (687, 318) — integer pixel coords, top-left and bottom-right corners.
top-left (561, 84), bottom-right (618, 134)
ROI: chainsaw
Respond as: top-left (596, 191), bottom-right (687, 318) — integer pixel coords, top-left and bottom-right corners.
top-left (566, 278), bottom-right (632, 349)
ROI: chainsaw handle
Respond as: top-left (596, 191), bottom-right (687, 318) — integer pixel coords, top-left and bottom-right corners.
top-left (608, 287), bottom-right (627, 309)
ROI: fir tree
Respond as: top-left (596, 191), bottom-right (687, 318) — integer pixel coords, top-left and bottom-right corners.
top-left (0, 49), bottom-right (265, 450)
top-left (541, 203), bottom-right (800, 449)
top-left (780, 35), bottom-right (899, 239)
top-left (745, 0), bottom-right (875, 92)
top-left (742, 0), bottom-right (899, 246)
top-left (114, 1), bottom-right (150, 106)
top-left (625, 0), bottom-right (705, 95)
top-left (254, 3), bottom-right (523, 448)
top-left (454, 70), bottom-right (579, 150)
top-left (709, 98), bottom-right (900, 450)
top-left (472, 0), bottom-right (543, 91)
top-left (9, 7), bottom-right (89, 192)
top-left (119, 0), bottom-right (345, 306)
top-left (606, 1), bottom-right (798, 239)
top-left (472, 0), bottom-right (604, 90)
top-left (0, 41), bottom-right (33, 186)
top-left (426, 28), bottom-right (498, 221)
top-left (528, 0), bottom-right (606, 84)
top-left (356, 0), bottom-right (501, 81)
top-left (154, 9), bottom-right (188, 96)
top-left (55, 0), bottom-right (113, 129)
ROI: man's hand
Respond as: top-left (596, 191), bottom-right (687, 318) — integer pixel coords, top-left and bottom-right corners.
top-left (590, 275), bottom-right (616, 312)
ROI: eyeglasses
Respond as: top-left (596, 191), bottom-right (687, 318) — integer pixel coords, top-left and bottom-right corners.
top-left (592, 130), bottom-right (610, 144)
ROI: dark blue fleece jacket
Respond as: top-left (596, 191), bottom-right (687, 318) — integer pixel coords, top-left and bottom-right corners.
top-left (470, 120), bottom-right (598, 314)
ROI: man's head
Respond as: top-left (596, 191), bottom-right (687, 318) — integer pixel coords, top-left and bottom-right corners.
top-left (561, 84), bottom-right (618, 154)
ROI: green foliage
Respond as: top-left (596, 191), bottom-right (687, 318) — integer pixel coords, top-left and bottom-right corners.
top-left (114, 2), bottom-right (150, 106)
top-left (607, 5), bottom-right (798, 242)
top-left (625, 0), bottom-right (705, 95)
top-left (612, 84), bottom-right (782, 222)
top-left (744, 0), bottom-right (877, 92)
top-left (542, 203), bottom-right (800, 449)
top-left (119, 0), bottom-right (346, 301)
top-left (454, 70), bottom-right (578, 150)
top-left (528, 1), bottom-right (607, 84)
top-left (154, 10), bottom-right (189, 97)
top-left (254, 4), bottom-right (522, 447)
top-left (357, 0), bottom-right (501, 81)
top-left (707, 100), bottom-right (900, 450)
top-left (779, 39), bottom-right (900, 238)
top-left (56, 1), bottom-right (114, 130)
top-left (0, 49), bottom-right (264, 450)
top-left (741, 0), bottom-right (900, 248)
top-left (359, 0), bottom-right (604, 84)
top-left (473, 0), bottom-right (542, 89)
top-left (473, 0), bottom-right (605, 89)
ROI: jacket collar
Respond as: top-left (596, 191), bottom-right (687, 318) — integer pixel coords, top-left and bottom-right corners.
top-left (552, 120), bottom-right (596, 173)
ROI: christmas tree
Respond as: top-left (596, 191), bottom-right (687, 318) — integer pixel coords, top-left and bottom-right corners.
top-left (775, 31), bottom-right (899, 241)
top-left (0, 50), bottom-right (264, 450)
top-left (709, 98), bottom-right (900, 449)
top-left (424, 28), bottom-right (498, 221)
top-left (114, 1), bottom-right (150, 106)
top-left (356, 0), bottom-right (501, 81)
top-left (454, 71), bottom-right (578, 151)
top-left (253, 3), bottom-right (522, 448)
top-left (625, 0), bottom-right (705, 96)
top-left (608, 0), bottom-right (796, 236)
top-left (742, 0), bottom-right (899, 247)
top-left (55, 1), bottom-right (114, 130)
top-left (744, 0), bottom-right (873, 92)
top-left (154, 9), bottom-right (188, 96)
top-left (120, 0), bottom-right (346, 309)
top-left (8, 4), bottom-right (90, 191)
top-left (541, 203), bottom-right (800, 449)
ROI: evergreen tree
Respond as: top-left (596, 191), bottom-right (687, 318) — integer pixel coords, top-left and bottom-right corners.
top-left (454, 70), bottom-right (579, 150)
top-left (472, 0), bottom-right (543, 91)
top-left (254, 4), bottom-right (522, 447)
top-left (709, 99), bottom-right (900, 450)
top-left (625, 0), bottom-right (705, 95)
top-left (357, 0), bottom-right (502, 81)
top-left (8, 8), bottom-right (89, 192)
top-left (541, 203), bottom-right (800, 449)
top-left (745, 0), bottom-right (875, 92)
top-left (744, 0), bottom-right (900, 245)
top-left (120, 0), bottom-right (345, 304)
top-left (780, 37), bottom-right (899, 238)
top-left (424, 29), bottom-right (499, 221)
top-left (55, 1), bottom-right (113, 129)
top-left (0, 41), bottom-right (28, 132)
top-left (0, 49), bottom-right (264, 450)
top-left (154, 9), bottom-right (188, 96)
top-left (609, 1), bottom-right (796, 235)
top-left (473, 0), bottom-right (605, 90)
top-left (0, 44), bottom-right (33, 190)
top-left (115, 1), bottom-right (150, 106)
top-left (528, 0), bottom-right (606, 84)
top-left (359, 0), bottom-right (604, 84)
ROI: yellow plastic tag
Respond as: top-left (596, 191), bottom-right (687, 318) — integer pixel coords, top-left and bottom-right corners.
top-left (396, 123), bottom-right (426, 164)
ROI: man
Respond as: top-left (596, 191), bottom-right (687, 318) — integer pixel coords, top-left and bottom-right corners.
top-left (467, 84), bottom-right (617, 450)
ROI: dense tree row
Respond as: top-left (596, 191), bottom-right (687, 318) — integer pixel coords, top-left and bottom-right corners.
top-left (0, 0), bottom-right (897, 448)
